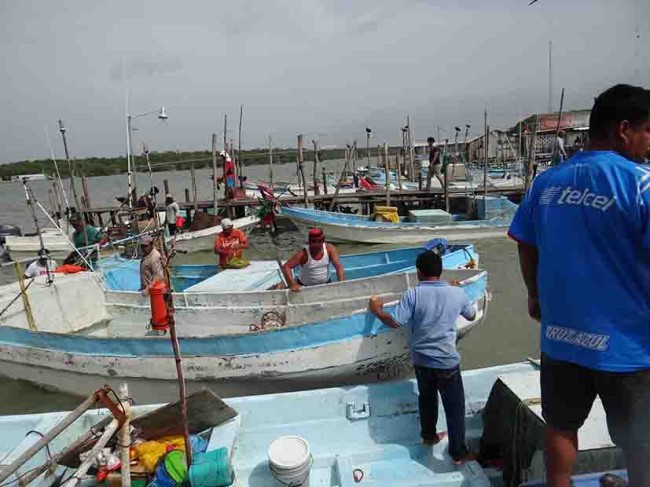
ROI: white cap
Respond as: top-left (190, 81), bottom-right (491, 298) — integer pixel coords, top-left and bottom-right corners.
top-left (221, 218), bottom-right (233, 229)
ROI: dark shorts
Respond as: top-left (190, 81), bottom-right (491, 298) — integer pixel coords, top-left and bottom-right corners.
top-left (540, 353), bottom-right (650, 449)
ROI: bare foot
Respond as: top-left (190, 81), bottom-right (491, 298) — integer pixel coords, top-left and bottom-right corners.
top-left (422, 432), bottom-right (447, 445)
top-left (453, 452), bottom-right (477, 465)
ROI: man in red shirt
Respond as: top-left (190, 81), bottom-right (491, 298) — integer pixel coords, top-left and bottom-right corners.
top-left (214, 218), bottom-right (249, 268)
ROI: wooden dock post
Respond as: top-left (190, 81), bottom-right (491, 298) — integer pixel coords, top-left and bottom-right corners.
top-left (190, 163), bottom-right (198, 212)
top-left (163, 179), bottom-right (170, 196)
top-left (395, 152), bottom-right (403, 190)
top-left (268, 136), bottom-right (274, 188)
top-left (407, 116), bottom-right (416, 183)
top-left (384, 143), bottom-right (391, 206)
top-left (184, 188), bottom-right (191, 203)
top-left (484, 109), bottom-right (489, 199)
top-left (211, 134), bottom-right (218, 216)
top-left (312, 139), bottom-right (320, 196)
top-left (331, 142), bottom-right (354, 210)
top-left (81, 175), bottom-right (92, 211)
top-left (297, 134), bottom-right (308, 207)
top-left (322, 167), bottom-right (328, 195)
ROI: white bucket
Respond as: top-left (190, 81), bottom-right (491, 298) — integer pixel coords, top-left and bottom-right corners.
top-left (268, 435), bottom-right (312, 486)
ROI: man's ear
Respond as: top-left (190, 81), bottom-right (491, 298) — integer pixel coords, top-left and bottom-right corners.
top-left (615, 119), bottom-right (632, 145)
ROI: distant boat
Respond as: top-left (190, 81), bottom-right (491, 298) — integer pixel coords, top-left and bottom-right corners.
top-left (282, 196), bottom-right (518, 244)
top-left (10, 174), bottom-right (51, 182)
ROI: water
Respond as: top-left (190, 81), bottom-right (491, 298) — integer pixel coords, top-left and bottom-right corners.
top-left (0, 169), bottom-right (539, 415)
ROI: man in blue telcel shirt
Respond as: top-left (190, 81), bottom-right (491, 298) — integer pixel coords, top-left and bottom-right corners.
top-left (368, 251), bottom-right (476, 464)
top-left (509, 84), bottom-right (650, 486)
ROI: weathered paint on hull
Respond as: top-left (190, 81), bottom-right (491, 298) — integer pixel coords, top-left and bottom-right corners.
top-left (290, 218), bottom-right (507, 244)
top-left (0, 305), bottom-right (484, 402)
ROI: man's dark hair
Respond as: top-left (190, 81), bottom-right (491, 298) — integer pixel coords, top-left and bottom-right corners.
top-left (589, 84), bottom-right (650, 140)
top-left (416, 251), bottom-right (442, 278)
top-left (427, 136), bottom-right (435, 143)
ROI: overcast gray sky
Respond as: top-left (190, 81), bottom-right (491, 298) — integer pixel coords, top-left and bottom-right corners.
top-left (1, 0), bottom-right (648, 162)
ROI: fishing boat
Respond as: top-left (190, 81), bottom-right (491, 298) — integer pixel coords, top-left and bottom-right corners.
top-left (0, 362), bottom-right (627, 486)
top-left (282, 195), bottom-right (518, 244)
top-left (0, 249), bottom-right (486, 400)
top-left (96, 242), bottom-right (478, 334)
top-left (3, 215), bottom-right (259, 260)
top-left (169, 215), bottom-right (259, 253)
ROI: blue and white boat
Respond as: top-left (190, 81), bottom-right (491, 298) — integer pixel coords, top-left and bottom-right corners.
top-left (0, 362), bottom-right (627, 486)
top-left (282, 196), bottom-right (518, 244)
top-left (0, 255), bottom-right (486, 400)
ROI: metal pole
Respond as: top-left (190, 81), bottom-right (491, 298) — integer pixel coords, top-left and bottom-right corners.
top-left (126, 114), bottom-right (133, 209)
top-left (58, 120), bottom-right (82, 214)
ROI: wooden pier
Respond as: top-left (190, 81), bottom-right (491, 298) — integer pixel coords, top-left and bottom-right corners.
top-left (77, 185), bottom-right (525, 227)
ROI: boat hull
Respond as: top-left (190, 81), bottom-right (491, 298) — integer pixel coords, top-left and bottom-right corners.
top-left (0, 299), bottom-right (484, 402)
top-left (290, 216), bottom-right (507, 244)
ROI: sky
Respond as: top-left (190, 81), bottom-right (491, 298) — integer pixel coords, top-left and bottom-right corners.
top-left (1, 0), bottom-right (648, 162)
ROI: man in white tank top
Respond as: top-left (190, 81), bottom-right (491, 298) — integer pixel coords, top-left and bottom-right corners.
top-left (281, 228), bottom-right (345, 292)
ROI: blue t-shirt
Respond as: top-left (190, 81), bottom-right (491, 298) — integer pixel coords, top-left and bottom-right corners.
top-left (391, 280), bottom-right (476, 369)
top-left (509, 151), bottom-right (650, 372)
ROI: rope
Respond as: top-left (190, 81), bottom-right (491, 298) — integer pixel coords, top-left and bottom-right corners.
top-left (0, 278), bottom-right (35, 320)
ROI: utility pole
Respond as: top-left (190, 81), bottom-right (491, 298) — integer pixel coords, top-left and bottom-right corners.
top-left (238, 105), bottom-right (243, 188)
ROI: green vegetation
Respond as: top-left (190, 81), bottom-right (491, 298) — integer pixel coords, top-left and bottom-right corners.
top-left (0, 147), bottom-right (352, 179)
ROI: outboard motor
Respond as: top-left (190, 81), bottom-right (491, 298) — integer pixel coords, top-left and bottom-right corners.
top-left (0, 224), bottom-right (22, 237)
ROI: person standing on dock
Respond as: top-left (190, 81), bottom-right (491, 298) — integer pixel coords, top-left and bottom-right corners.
top-left (426, 137), bottom-right (445, 190)
top-left (214, 218), bottom-right (249, 268)
top-left (165, 194), bottom-right (181, 236)
top-left (281, 228), bottom-right (345, 292)
top-left (509, 84), bottom-right (650, 486)
top-left (368, 251), bottom-right (476, 465)
top-left (554, 130), bottom-right (567, 164)
top-left (139, 235), bottom-right (166, 294)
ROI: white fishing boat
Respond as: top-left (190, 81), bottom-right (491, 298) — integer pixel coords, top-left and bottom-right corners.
top-left (282, 195), bottom-right (518, 244)
top-left (0, 245), bottom-right (486, 401)
top-left (0, 362), bottom-right (627, 486)
top-left (169, 215), bottom-right (259, 253)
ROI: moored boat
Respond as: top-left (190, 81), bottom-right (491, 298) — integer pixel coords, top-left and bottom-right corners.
top-left (0, 264), bottom-right (487, 401)
top-left (282, 195), bottom-right (518, 244)
top-left (0, 362), bottom-right (626, 486)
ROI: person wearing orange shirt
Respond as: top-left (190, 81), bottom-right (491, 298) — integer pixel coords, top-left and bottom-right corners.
top-left (214, 218), bottom-right (249, 268)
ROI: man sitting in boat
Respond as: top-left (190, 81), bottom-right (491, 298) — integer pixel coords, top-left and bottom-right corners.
top-left (70, 214), bottom-right (104, 249)
top-left (139, 235), bottom-right (166, 295)
top-left (214, 218), bottom-right (249, 269)
top-left (23, 248), bottom-right (56, 279)
top-left (281, 228), bottom-right (345, 292)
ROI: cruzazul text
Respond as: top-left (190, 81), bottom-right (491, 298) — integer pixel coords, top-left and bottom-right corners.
top-left (545, 325), bottom-right (610, 351)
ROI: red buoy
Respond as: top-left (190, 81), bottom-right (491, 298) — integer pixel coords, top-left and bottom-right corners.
top-left (149, 280), bottom-right (170, 331)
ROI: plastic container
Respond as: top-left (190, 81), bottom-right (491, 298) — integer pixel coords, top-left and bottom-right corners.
top-left (189, 448), bottom-right (233, 487)
top-left (268, 436), bottom-right (312, 486)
